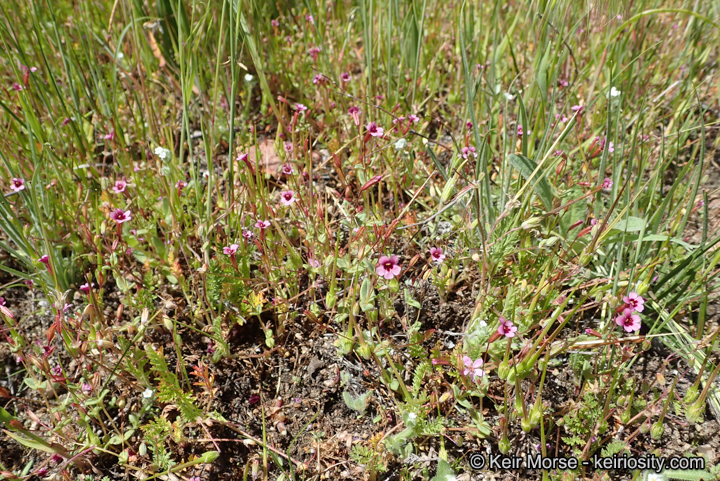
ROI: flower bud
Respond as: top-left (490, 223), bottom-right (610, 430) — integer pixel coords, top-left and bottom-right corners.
top-left (686, 401), bottom-right (704, 423)
top-left (684, 384), bottom-right (699, 404)
top-left (497, 361), bottom-right (509, 380)
top-left (498, 434), bottom-right (511, 454)
top-left (521, 416), bottom-right (533, 432)
top-left (521, 217), bottom-right (541, 230)
top-left (651, 421), bottom-right (664, 440)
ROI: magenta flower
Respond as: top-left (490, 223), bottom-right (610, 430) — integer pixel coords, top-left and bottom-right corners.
top-left (0, 297), bottom-right (5, 306)
top-left (571, 104), bottom-right (584, 113)
top-left (281, 164), bottom-right (294, 176)
top-left (615, 308), bottom-right (641, 333)
top-left (608, 141), bottom-right (615, 153)
top-left (109, 208), bottom-right (131, 224)
top-left (271, 19), bottom-right (279, 27)
top-left (462, 356), bottom-right (485, 381)
top-left (284, 142), bottom-right (294, 154)
top-left (348, 106), bottom-right (361, 126)
top-left (517, 124), bottom-right (524, 136)
top-left (553, 150), bottom-right (564, 156)
top-left (559, 79), bottom-right (569, 87)
top-left (112, 179), bottom-right (127, 194)
top-left (237, 152), bottom-right (248, 162)
top-left (408, 114), bottom-right (420, 124)
top-left (497, 317), bottom-right (518, 338)
top-left (376, 255), bottom-right (402, 280)
top-left (255, 220), bottom-right (271, 230)
top-left (295, 103), bottom-right (308, 113)
top-left (602, 178), bottom-right (613, 189)
top-left (430, 247), bottom-right (446, 263)
top-left (466, 120), bottom-right (473, 130)
top-left (176, 180), bottom-right (187, 195)
top-left (308, 256), bottom-right (321, 268)
top-left (312, 74), bottom-right (325, 85)
top-left (39, 255), bottom-right (50, 265)
top-left (10, 178), bottom-right (25, 192)
top-left (103, 130), bottom-right (115, 141)
top-left (306, 14), bottom-right (315, 24)
top-left (12, 83), bottom-right (23, 91)
top-left (242, 230), bottom-right (254, 241)
top-left (622, 292), bottom-right (645, 312)
top-left (223, 244), bottom-right (239, 256)
top-left (340, 72), bottom-right (351, 82)
top-left (308, 47), bottom-right (320, 61)
top-left (366, 122), bottom-right (384, 137)
top-left (461, 146), bottom-right (477, 159)
top-left (81, 382), bottom-right (93, 394)
top-left (79, 282), bottom-right (95, 294)
top-left (280, 190), bottom-right (297, 206)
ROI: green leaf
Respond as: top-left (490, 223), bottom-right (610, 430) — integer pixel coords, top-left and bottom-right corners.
top-left (559, 185), bottom-right (587, 238)
top-left (610, 216), bottom-right (645, 232)
top-left (432, 459), bottom-right (456, 481)
top-left (508, 154), bottom-right (554, 210)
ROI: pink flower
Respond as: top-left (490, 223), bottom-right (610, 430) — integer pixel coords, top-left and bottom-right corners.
top-left (176, 180), bottom-right (187, 194)
top-left (103, 130), bottom-right (115, 141)
top-left (571, 105), bottom-right (584, 113)
top-left (109, 208), bottom-right (131, 224)
top-left (608, 141), bottom-right (615, 153)
top-left (602, 178), bottom-right (613, 189)
top-left (466, 120), bottom-right (473, 130)
top-left (558, 79), bottom-right (569, 87)
top-left (553, 150), bottom-right (564, 156)
top-left (271, 19), bottom-right (279, 27)
top-left (462, 356), bottom-right (485, 381)
top-left (340, 72), bottom-right (351, 82)
top-left (81, 382), bottom-right (93, 394)
top-left (408, 114), bottom-right (420, 124)
top-left (312, 74), bottom-right (325, 85)
top-left (10, 178), bottom-right (25, 192)
top-left (622, 292), bottom-right (645, 312)
top-left (517, 124), bottom-right (524, 136)
top-left (223, 244), bottom-right (239, 256)
top-left (255, 220), bottom-right (271, 230)
top-left (497, 317), bottom-right (518, 338)
top-left (112, 179), bottom-right (127, 193)
top-left (348, 107), bottom-right (361, 126)
top-left (0, 297), bottom-right (5, 306)
top-left (11, 83), bottom-right (23, 91)
top-left (376, 255), bottom-right (402, 280)
top-left (392, 116), bottom-right (405, 125)
top-left (308, 47), bottom-right (320, 61)
top-left (461, 146), bottom-right (477, 159)
top-left (242, 230), bottom-right (254, 241)
top-left (306, 14), bottom-right (315, 24)
top-left (308, 256), bottom-right (321, 268)
top-left (281, 164), bottom-right (294, 175)
top-left (366, 122), bottom-right (384, 137)
top-left (430, 247), bottom-right (446, 263)
top-left (79, 282), bottom-right (95, 294)
top-left (615, 308), bottom-right (641, 333)
top-left (280, 190), bottom-right (297, 206)
top-left (295, 103), bottom-right (308, 113)
top-left (39, 255), bottom-right (50, 265)
top-left (62, 117), bottom-right (72, 126)
top-left (237, 152), bottom-right (248, 162)
top-left (284, 142), bottom-right (294, 154)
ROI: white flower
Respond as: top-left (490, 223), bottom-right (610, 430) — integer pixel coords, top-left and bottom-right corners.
top-left (478, 320), bottom-right (487, 328)
top-left (503, 92), bottom-right (515, 100)
top-left (154, 147), bottom-right (171, 160)
top-left (117, 52), bottom-right (124, 59)
top-left (607, 86), bottom-right (621, 98)
top-left (394, 139), bottom-right (407, 150)
top-left (142, 388), bottom-right (154, 399)
top-left (244, 73), bottom-right (254, 82)
top-left (644, 473), bottom-right (665, 481)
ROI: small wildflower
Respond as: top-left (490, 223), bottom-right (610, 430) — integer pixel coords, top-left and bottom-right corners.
top-left (52, 365), bottom-right (62, 376)
top-left (376, 255), bottom-right (402, 280)
top-left (571, 104), bottom-right (584, 113)
top-left (622, 292), bottom-right (645, 312)
top-left (81, 382), bottom-right (93, 394)
top-left (308, 256), bottom-right (321, 268)
top-left (79, 282), bottom-right (95, 294)
top-left (109, 208), bottom-right (132, 224)
top-left (244, 73), bottom-right (254, 82)
top-left (223, 244), bottom-right (239, 256)
top-left (306, 14), bottom-right (314, 24)
top-left (281, 164), bottom-right (294, 175)
top-left (497, 317), bottom-right (518, 338)
top-left (558, 78), bottom-right (569, 87)
top-left (615, 308), bottom-right (641, 333)
top-left (283, 142), bottom-right (294, 155)
top-left (312, 74), bottom-right (325, 85)
top-left (112, 179), bottom-right (127, 194)
top-left (462, 356), bottom-right (485, 381)
top-left (340, 72), bottom-right (351, 82)
top-left (348, 106), bottom-right (361, 126)
top-left (294, 103), bottom-right (308, 113)
top-left (25, 279), bottom-right (34, 288)
top-left (51, 454), bottom-right (63, 464)
top-left (103, 130), bottom-right (115, 141)
top-left (393, 116), bottom-right (405, 126)
top-left (517, 124), bottom-right (524, 137)
top-left (242, 230), bottom-right (254, 241)
top-left (176, 180), bottom-right (187, 195)
top-left (408, 114), bottom-right (420, 124)
top-left (430, 247), bottom-right (446, 263)
top-left (394, 139), bottom-right (407, 150)
top-left (466, 120), bottom-right (473, 130)
top-left (12, 83), bottom-right (23, 91)
top-left (10, 178), bottom-right (26, 192)
top-left (280, 190), bottom-right (297, 206)
top-left (255, 220), bottom-right (271, 230)
top-left (308, 46), bottom-right (320, 61)
top-left (271, 19), bottom-right (279, 27)
top-left (63, 303), bottom-right (72, 312)
top-left (366, 122), bottom-right (384, 137)
top-left (607, 86), bottom-right (621, 98)
top-left (39, 255), bottom-right (50, 265)
top-left (154, 146), bottom-right (171, 160)
top-left (602, 178), bottom-right (613, 189)
top-left (553, 150), bottom-right (564, 156)
top-left (189, 477), bottom-right (201, 481)
top-left (0, 297), bottom-right (4, 306)
top-left (461, 146), bottom-right (477, 159)
top-left (142, 388), bottom-right (154, 399)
